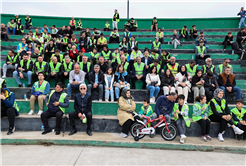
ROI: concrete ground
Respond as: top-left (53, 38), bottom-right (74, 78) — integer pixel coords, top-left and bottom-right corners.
top-left (1, 145), bottom-right (246, 166)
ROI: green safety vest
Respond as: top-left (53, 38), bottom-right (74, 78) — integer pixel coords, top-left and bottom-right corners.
top-left (91, 52), bottom-right (100, 59)
top-left (149, 63), bottom-right (161, 74)
top-left (112, 13), bottom-right (119, 22)
top-left (112, 53), bottom-right (120, 63)
top-left (173, 103), bottom-right (190, 127)
top-left (42, 33), bottom-right (48, 39)
top-left (49, 62), bottom-right (61, 73)
top-left (9, 92), bottom-right (19, 113)
top-left (124, 54), bottom-right (129, 60)
top-left (98, 37), bottom-right (106, 44)
top-left (25, 18), bottom-right (32, 25)
top-left (203, 65), bottom-right (215, 74)
top-left (18, 43), bottom-right (27, 53)
top-left (35, 61), bottom-right (47, 72)
top-left (0, 78), bottom-right (6, 88)
top-left (140, 106), bottom-right (153, 116)
top-left (34, 80), bottom-right (48, 93)
top-left (167, 63), bottom-right (179, 76)
top-left (124, 32), bottom-right (131, 38)
top-left (50, 54), bottom-right (63, 63)
top-left (16, 24), bottom-right (24, 33)
top-left (186, 64), bottom-right (197, 76)
top-left (152, 41), bottom-right (161, 50)
top-left (131, 20), bottom-right (138, 27)
top-left (63, 62), bottom-right (73, 72)
top-left (192, 103), bottom-right (208, 122)
top-left (218, 64), bottom-right (232, 74)
top-left (14, 18), bottom-right (21, 22)
top-left (7, 55), bottom-right (18, 63)
top-left (123, 62), bottom-right (129, 71)
top-left (119, 42), bottom-right (128, 48)
top-left (152, 20), bottom-right (158, 24)
top-left (48, 90), bottom-right (67, 113)
top-left (69, 20), bottom-right (76, 27)
top-left (111, 32), bottom-right (118, 38)
top-left (181, 29), bottom-right (187, 35)
top-left (31, 53), bottom-right (40, 62)
top-left (105, 23), bottom-right (110, 28)
top-left (8, 22), bottom-right (15, 30)
top-left (151, 53), bottom-right (159, 59)
top-left (196, 46), bottom-right (206, 55)
top-left (157, 32), bottom-right (164, 38)
top-left (209, 99), bottom-right (226, 116)
top-left (71, 38), bottom-right (78, 47)
top-left (134, 62), bottom-right (145, 75)
top-left (132, 51), bottom-right (141, 59)
top-left (77, 22), bottom-right (82, 28)
top-left (101, 50), bottom-right (111, 60)
top-left (129, 41), bottom-right (138, 47)
top-left (231, 108), bottom-right (246, 125)
top-left (20, 60), bottom-right (31, 72)
top-left (80, 62), bottom-right (91, 72)
top-left (62, 38), bottom-right (68, 44)
top-left (160, 54), bottom-right (170, 64)
top-left (37, 47), bottom-right (44, 54)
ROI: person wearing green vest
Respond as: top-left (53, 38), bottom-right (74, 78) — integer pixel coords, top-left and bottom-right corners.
top-left (209, 88), bottom-right (244, 142)
top-left (25, 14), bottom-right (32, 29)
top-left (202, 58), bottom-right (216, 75)
top-left (14, 14), bottom-right (21, 24)
top-left (101, 45), bottom-right (112, 67)
top-left (31, 48), bottom-right (41, 63)
top-left (1, 88), bottom-right (19, 135)
top-left (179, 25), bottom-right (190, 41)
top-left (2, 50), bottom-right (19, 78)
top-left (231, 99), bottom-right (246, 140)
top-left (150, 50), bottom-right (159, 60)
top-left (34, 33), bottom-right (44, 49)
top-left (29, 72), bottom-right (50, 116)
top-left (0, 78), bottom-right (6, 88)
top-left (186, 61), bottom-right (197, 77)
top-left (51, 25), bottom-right (58, 38)
top-left (138, 99), bottom-right (153, 125)
top-left (80, 55), bottom-right (92, 80)
top-left (88, 34), bottom-right (97, 52)
top-left (90, 47), bottom-right (100, 65)
top-left (69, 17), bottom-right (76, 30)
top-left (151, 37), bottom-right (161, 55)
top-left (172, 95), bottom-right (190, 144)
top-left (192, 95), bottom-right (211, 141)
top-left (97, 33), bottom-right (107, 52)
top-left (123, 27), bottom-right (131, 43)
top-left (166, 57), bottom-right (179, 77)
top-left (77, 19), bottom-right (83, 31)
top-left (131, 56), bottom-right (146, 89)
top-left (151, 17), bottom-right (158, 31)
top-left (60, 55), bottom-right (74, 84)
top-left (7, 19), bottom-right (16, 35)
top-left (159, 50), bottom-right (170, 70)
top-left (47, 56), bottom-right (62, 87)
top-left (112, 9), bottom-right (120, 29)
top-left (111, 48), bottom-right (121, 71)
top-left (216, 58), bottom-right (233, 76)
top-left (15, 20), bottom-right (24, 35)
top-left (118, 54), bottom-right (130, 82)
top-left (124, 20), bottom-right (131, 29)
top-left (41, 82), bottom-right (69, 135)
top-left (32, 55), bottom-right (48, 82)
top-left (156, 28), bottom-right (164, 44)
top-left (195, 41), bottom-right (210, 65)
top-left (13, 53), bottom-right (33, 87)
top-left (60, 34), bottom-right (69, 52)
top-left (130, 18), bottom-right (138, 31)
top-left (109, 28), bottom-right (119, 43)
top-left (130, 46), bottom-right (143, 71)
top-left (104, 20), bottom-right (110, 31)
top-left (149, 59), bottom-right (161, 74)
top-left (50, 49), bottom-right (63, 63)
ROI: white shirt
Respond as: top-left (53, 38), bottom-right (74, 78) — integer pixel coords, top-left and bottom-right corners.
top-left (74, 74), bottom-right (81, 81)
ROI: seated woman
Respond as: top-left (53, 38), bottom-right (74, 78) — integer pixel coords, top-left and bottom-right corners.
top-left (209, 88), bottom-right (244, 142)
top-left (175, 65), bottom-right (191, 101)
top-left (119, 37), bottom-right (128, 51)
top-left (191, 69), bottom-right (205, 102)
top-left (146, 65), bottom-right (161, 103)
top-left (161, 69), bottom-right (175, 95)
top-left (104, 67), bottom-right (115, 102)
top-left (192, 95), bottom-right (211, 141)
top-left (117, 89), bottom-right (136, 138)
top-left (114, 64), bottom-right (130, 100)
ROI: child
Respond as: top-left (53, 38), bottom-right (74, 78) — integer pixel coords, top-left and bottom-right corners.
top-left (90, 48), bottom-right (100, 65)
top-left (173, 94), bottom-right (190, 144)
top-left (138, 99), bottom-right (153, 126)
top-left (192, 95), bottom-right (211, 142)
top-left (104, 21), bottom-right (110, 31)
top-left (231, 99), bottom-right (246, 140)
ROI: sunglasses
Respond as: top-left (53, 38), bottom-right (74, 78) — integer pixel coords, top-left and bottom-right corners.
top-left (80, 88), bottom-right (86, 90)
top-left (225, 62), bottom-right (230, 64)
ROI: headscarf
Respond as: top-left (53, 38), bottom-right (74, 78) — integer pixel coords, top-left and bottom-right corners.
top-left (180, 65), bottom-right (188, 77)
top-left (213, 88), bottom-right (224, 101)
top-left (121, 88), bottom-right (134, 100)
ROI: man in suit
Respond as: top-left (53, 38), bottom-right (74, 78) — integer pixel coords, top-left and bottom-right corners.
top-left (141, 50), bottom-right (153, 73)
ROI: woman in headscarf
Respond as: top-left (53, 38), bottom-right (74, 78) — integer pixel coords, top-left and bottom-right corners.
top-left (117, 88), bottom-right (136, 138)
top-left (209, 88), bottom-right (244, 142)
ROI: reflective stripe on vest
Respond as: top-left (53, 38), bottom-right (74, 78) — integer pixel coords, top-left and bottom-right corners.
top-left (35, 61), bottom-right (47, 72)
top-left (151, 53), bottom-right (159, 59)
top-left (0, 78), bottom-right (6, 88)
top-left (153, 41), bottom-right (161, 49)
top-left (102, 50), bottom-right (111, 60)
top-left (112, 13), bottom-right (119, 22)
top-left (192, 103), bottom-right (208, 122)
top-left (209, 99), bottom-right (226, 116)
top-left (80, 62), bottom-right (91, 72)
top-left (63, 62), bottom-right (73, 72)
top-left (196, 46), bottom-right (206, 55)
top-left (98, 37), bottom-right (106, 44)
top-left (34, 80), bottom-right (48, 93)
top-left (167, 63), bottom-right (179, 76)
top-left (124, 62), bottom-right (129, 71)
top-left (231, 108), bottom-right (246, 125)
top-left (49, 62), bottom-right (61, 73)
top-left (132, 51), bottom-right (141, 59)
top-left (91, 53), bottom-right (100, 58)
top-left (20, 60), bottom-right (31, 72)
top-left (112, 53), bottom-right (120, 63)
top-left (105, 23), bottom-right (110, 28)
top-left (7, 55), bottom-right (18, 63)
top-left (186, 64), bottom-right (197, 76)
top-left (157, 32), bottom-right (163, 38)
top-left (48, 90), bottom-right (67, 113)
top-left (141, 106), bottom-right (153, 116)
top-left (77, 22), bottom-right (82, 28)
top-left (50, 54), bottom-right (63, 63)
top-left (173, 104), bottom-right (190, 127)
top-left (134, 62), bottom-right (145, 75)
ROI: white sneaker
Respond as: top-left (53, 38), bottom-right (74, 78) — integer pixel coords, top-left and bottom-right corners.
top-left (181, 135), bottom-right (186, 140)
top-left (99, 99), bottom-right (102, 102)
top-left (218, 134), bottom-right (224, 142)
top-left (28, 110), bottom-right (34, 115)
top-left (233, 126), bottom-right (244, 135)
top-left (37, 110), bottom-right (43, 115)
top-left (120, 132), bottom-right (128, 138)
top-left (111, 100), bottom-right (114, 102)
top-left (150, 97), bottom-right (155, 103)
top-left (105, 99), bottom-right (109, 102)
top-left (2, 75), bottom-right (6, 78)
top-left (180, 137), bottom-right (184, 144)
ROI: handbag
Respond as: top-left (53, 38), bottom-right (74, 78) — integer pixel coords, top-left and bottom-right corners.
top-left (149, 74), bottom-right (157, 86)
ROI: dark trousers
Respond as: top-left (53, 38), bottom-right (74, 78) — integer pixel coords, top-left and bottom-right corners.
top-left (47, 73), bottom-right (59, 86)
top-left (51, 34), bottom-right (57, 38)
top-left (25, 22), bottom-right (32, 29)
top-left (130, 27), bottom-right (137, 31)
top-left (104, 28), bottom-right (110, 31)
top-left (69, 111), bottom-right (92, 130)
top-left (159, 38), bottom-right (164, 44)
top-left (1, 34), bottom-right (8, 41)
top-left (209, 113), bottom-right (234, 133)
top-left (32, 73), bottom-right (47, 82)
top-left (195, 54), bottom-right (210, 64)
top-left (237, 39), bottom-right (244, 49)
top-left (59, 73), bottom-right (69, 84)
top-left (205, 87), bottom-right (216, 102)
top-left (122, 119), bottom-right (133, 135)
top-left (1, 107), bottom-right (16, 128)
top-left (44, 52), bottom-right (52, 63)
top-left (15, 30), bottom-right (23, 35)
top-left (109, 36), bottom-right (119, 43)
top-left (41, 110), bottom-right (64, 129)
top-left (131, 75), bottom-right (146, 89)
top-left (97, 45), bottom-right (105, 52)
top-left (77, 27), bottom-right (82, 31)
top-left (60, 44), bottom-right (68, 52)
top-left (129, 60), bottom-right (135, 71)
top-left (197, 119), bottom-right (211, 136)
top-left (71, 25), bottom-right (75, 30)
top-left (222, 41), bottom-right (233, 49)
top-left (179, 34), bottom-right (190, 41)
top-left (236, 123), bottom-right (246, 133)
top-left (190, 34), bottom-right (197, 41)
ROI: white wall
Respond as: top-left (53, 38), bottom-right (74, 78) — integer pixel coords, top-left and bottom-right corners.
top-left (1, 0), bottom-right (245, 18)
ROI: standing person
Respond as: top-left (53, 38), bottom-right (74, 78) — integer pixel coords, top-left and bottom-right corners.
top-left (68, 84), bottom-right (93, 136)
top-left (156, 28), bottom-right (164, 44)
top-left (41, 82), bottom-right (69, 135)
top-left (109, 28), bottom-right (119, 43)
top-left (191, 69), bottom-right (205, 102)
top-left (195, 41), bottom-right (210, 65)
top-left (60, 56), bottom-right (74, 84)
top-left (32, 55), bottom-right (48, 82)
top-left (222, 32), bottom-right (233, 51)
top-left (208, 88), bottom-right (244, 142)
top-left (117, 89), bottom-right (136, 138)
top-left (236, 28), bottom-right (246, 49)
top-left (28, 72), bottom-right (50, 115)
top-left (131, 56), bottom-right (146, 89)
top-left (173, 94), bottom-right (190, 144)
top-left (146, 66), bottom-right (161, 103)
top-left (237, 7), bottom-right (246, 28)
top-left (179, 25), bottom-right (190, 41)
top-left (112, 9), bottom-right (120, 30)
top-left (104, 67), bottom-right (115, 102)
top-left (161, 69), bottom-right (175, 95)
top-left (2, 50), bottom-right (19, 78)
top-left (151, 17), bottom-right (158, 31)
top-left (204, 71), bottom-right (219, 102)
top-left (192, 95), bottom-right (211, 141)
top-left (171, 30), bottom-right (182, 49)
top-left (190, 25), bottom-right (197, 41)
top-left (25, 14), bottom-right (32, 29)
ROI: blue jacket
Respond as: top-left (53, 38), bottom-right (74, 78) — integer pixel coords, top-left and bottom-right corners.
top-left (41, 27), bottom-right (50, 33)
top-left (74, 92), bottom-right (92, 114)
top-left (155, 95), bottom-right (175, 116)
top-left (1, 88), bottom-right (18, 115)
top-left (114, 71), bottom-right (128, 84)
top-left (238, 10), bottom-right (246, 18)
top-left (31, 81), bottom-right (50, 95)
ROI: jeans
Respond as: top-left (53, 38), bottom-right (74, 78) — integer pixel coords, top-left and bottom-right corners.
top-left (172, 39), bottom-right (180, 49)
top-left (26, 22), bottom-right (31, 29)
top-left (152, 112), bottom-right (171, 125)
top-left (67, 83), bottom-right (80, 96)
top-left (147, 85), bottom-right (160, 98)
top-left (87, 84), bottom-right (103, 100)
top-left (7, 27), bottom-right (15, 35)
top-left (13, 71), bottom-right (32, 85)
top-left (105, 85), bottom-right (114, 101)
top-left (239, 18), bottom-right (246, 28)
top-left (176, 118), bottom-right (186, 135)
top-left (115, 86), bottom-right (127, 99)
top-left (219, 86), bottom-right (241, 100)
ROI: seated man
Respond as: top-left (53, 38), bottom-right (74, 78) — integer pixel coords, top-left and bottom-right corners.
top-left (41, 82), bottom-right (69, 135)
top-left (150, 49), bottom-right (159, 60)
top-left (41, 24), bottom-right (50, 33)
top-left (98, 56), bottom-right (109, 74)
top-left (50, 49), bottom-right (63, 63)
top-left (151, 37), bottom-right (161, 55)
top-left (204, 71), bottom-right (219, 102)
top-left (179, 25), bottom-right (190, 41)
top-left (128, 36), bottom-right (138, 54)
top-left (25, 15), bottom-right (32, 29)
top-left (77, 19), bottom-right (83, 31)
top-left (2, 50), bottom-right (19, 78)
top-left (1, 23), bottom-right (9, 41)
top-left (68, 84), bottom-right (93, 136)
top-left (15, 20), bottom-right (24, 35)
top-left (31, 48), bottom-right (41, 62)
top-left (60, 55), bottom-right (74, 84)
top-left (79, 55), bottom-right (92, 80)
top-left (151, 17), bottom-right (158, 31)
top-left (216, 58), bottom-right (233, 76)
top-left (236, 28), bottom-right (246, 49)
top-left (92, 28), bottom-right (101, 40)
top-left (14, 14), bottom-right (21, 24)
top-left (78, 33), bottom-right (87, 51)
top-left (109, 28), bottom-right (119, 43)
top-left (67, 64), bottom-right (85, 98)
top-left (29, 72), bottom-right (50, 115)
top-left (60, 34), bottom-right (69, 52)
top-left (97, 33), bottom-right (107, 52)
top-left (190, 25), bottom-right (197, 41)
top-left (104, 20), bottom-right (110, 31)
top-left (218, 67), bottom-right (241, 100)
top-left (57, 26), bottom-right (67, 38)
top-left (124, 20), bottom-right (130, 29)
top-left (47, 56), bottom-right (62, 87)
top-left (202, 58), bottom-right (215, 76)
top-left (118, 54), bottom-right (130, 82)
top-left (88, 65), bottom-right (104, 101)
top-left (185, 60), bottom-right (197, 77)
top-left (17, 38), bottom-right (28, 57)
top-left (32, 55), bottom-right (48, 82)
top-left (141, 50), bottom-right (153, 73)
top-left (130, 18), bottom-right (138, 31)
top-left (222, 32), bottom-right (233, 51)
top-left (101, 46), bottom-right (112, 67)
top-left (7, 19), bottom-right (16, 35)
top-left (69, 17), bottom-right (76, 30)
top-left (1, 88), bottom-right (19, 135)
top-left (90, 47), bottom-right (100, 65)
top-left (195, 41), bottom-right (210, 65)
top-left (130, 46), bottom-right (143, 71)
top-left (44, 39), bottom-right (56, 63)
top-left (166, 57), bottom-right (180, 77)
top-left (66, 26), bottom-right (73, 39)
top-left (149, 59), bottom-right (161, 74)
top-left (159, 50), bottom-right (171, 69)
top-left (87, 34), bottom-right (97, 52)
top-left (13, 53), bottom-right (33, 87)
top-left (131, 56), bottom-right (146, 89)
top-left (196, 32), bottom-right (208, 47)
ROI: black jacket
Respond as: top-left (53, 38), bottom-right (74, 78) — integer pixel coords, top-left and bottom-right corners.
top-left (203, 75), bottom-right (219, 88)
top-left (98, 62), bottom-right (109, 73)
top-left (209, 98), bottom-right (230, 118)
top-left (17, 60), bottom-right (33, 73)
top-left (141, 57), bottom-right (153, 66)
top-left (88, 70), bottom-right (104, 85)
top-left (161, 76), bottom-right (175, 87)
